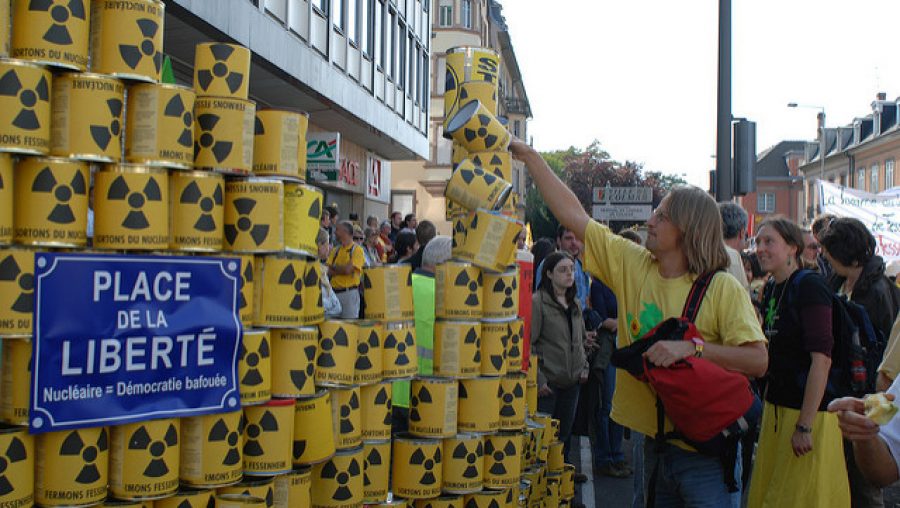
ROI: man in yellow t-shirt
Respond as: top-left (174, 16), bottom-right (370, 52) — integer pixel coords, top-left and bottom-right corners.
top-left (510, 139), bottom-right (767, 505)
top-left (328, 221), bottom-right (366, 319)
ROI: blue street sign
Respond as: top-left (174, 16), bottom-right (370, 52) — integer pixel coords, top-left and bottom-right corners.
top-left (31, 253), bottom-right (242, 433)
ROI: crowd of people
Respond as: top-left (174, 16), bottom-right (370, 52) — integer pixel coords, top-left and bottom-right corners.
top-left (512, 137), bottom-right (900, 508)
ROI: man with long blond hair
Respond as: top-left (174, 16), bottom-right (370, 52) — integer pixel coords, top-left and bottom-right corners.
top-left (510, 139), bottom-right (767, 505)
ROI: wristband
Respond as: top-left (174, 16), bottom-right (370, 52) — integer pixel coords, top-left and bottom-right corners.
top-left (795, 424), bottom-right (812, 434)
top-left (690, 337), bottom-right (704, 358)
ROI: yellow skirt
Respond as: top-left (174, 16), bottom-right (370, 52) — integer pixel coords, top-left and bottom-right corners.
top-left (746, 402), bottom-right (850, 508)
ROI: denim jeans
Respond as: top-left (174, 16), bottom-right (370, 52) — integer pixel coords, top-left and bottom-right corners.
top-left (537, 382), bottom-right (580, 461)
top-left (593, 366), bottom-right (625, 468)
top-left (642, 437), bottom-right (742, 508)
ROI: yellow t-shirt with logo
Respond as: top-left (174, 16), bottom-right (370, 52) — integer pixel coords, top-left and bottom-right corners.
top-left (329, 243), bottom-right (365, 290)
top-left (582, 220), bottom-right (766, 439)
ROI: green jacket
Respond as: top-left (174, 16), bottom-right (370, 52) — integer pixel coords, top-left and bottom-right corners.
top-left (393, 270), bottom-right (435, 407)
top-left (531, 289), bottom-right (588, 389)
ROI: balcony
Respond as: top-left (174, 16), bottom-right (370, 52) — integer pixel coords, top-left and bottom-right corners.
top-left (504, 97), bottom-right (530, 117)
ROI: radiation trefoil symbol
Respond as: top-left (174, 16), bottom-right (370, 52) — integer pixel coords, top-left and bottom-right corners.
top-left (164, 94), bottom-right (193, 148)
top-left (208, 418), bottom-right (242, 466)
top-left (485, 439), bottom-right (517, 476)
top-left (118, 18), bottom-right (162, 73)
top-left (500, 383), bottom-right (524, 417)
top-left (507, 324), bottom-right (521, 360)
top-left (473, 153), bottom-right (507, 178)
top-left (277, 263), bottom-right (303, 311)
top-left (454, 269), bottom-right (481, 307)
top-left (0, 69), bottom-right (50, 130)
top-left (408, 385), bottom-right (432, 423)
top-left (90, 98), bottom-right (123, 151)
top-left (289, 344), bottom-right (317, 392)
top-left (106, 175), bottom-right (162, 230)
top-left (459, 165), bottom-right (498, 187)
top-left (180, 181), bottom-right (222, 232)
top-left (304, 264), bottom-right (322, 309)
top-left (355, 329), bottom-right (379, 371)
top-left (452, 441), bottom-right (483, 479)
top-left (224, 198), bottom-right (269, 247)
top-left (409, 446), bottom-right (441, 485)
top-left (494, 277), bottom-right (517, 308)
top-left (59, 429), bottom-right (107, 484)
top-left (464, 327), bottom-right (481, 364)
top-left (0, 437), bottom-right (27, 495)
top-left (196, 44), bottom-right (245, 94)
top-left (240, 336), bottom-right (270, 386)
top-left (364, 446), bottom-right (382, 487)
top-left (0, 255), bottom-right (33, 314)
top-left (128, 423), bottom-right (177, 477)
top-left (244, 410), bottom-right (278, 457)
top-left (384, 330), bottom-right (414, 366)
top-left (195, 114), bottom-right (233, 164)
top-left (31, 166), bottom-right (86, 224)
top-left (339, 391), bottom-right (360, 434)
top-left (374, 386), bottom-right (392, 426)
top-left (318, 327), bottom-right (349, 368)
top-left (463, 114), bottom-right (501, 149)
top-left (318, 456), bottom-right (361, 502)
top-left (29, 0), bottom-right (86, 45)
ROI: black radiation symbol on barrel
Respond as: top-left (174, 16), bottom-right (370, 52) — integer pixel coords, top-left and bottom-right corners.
top-left (195, 114), bottom-right (233, 163)
top-left (460, 165), bottom-right (498, 188)
top-left (164, 94), bottom-right (194, 148)
top-left (196, 44), bottom-right (245, 94)
top-left (0, 436), bottom-right (28, 495)
top-left (453, 219), bottom-right (467, 248)
top-left (500, 383), bottom-right (524, 417)
top-left (118, 18), bottom-right (162, 72)
top-left (90, 98), bottom-right (123, 151)
top-left (278, 263), bottom-right (303, 310)
top-left (385, 330), bottom-right (414, 366)
top-left (507, 324), bottom-right (521, 361)
top-left (308, 195), bottom-right (322, 220)
top-left (59, 429), bottom-right (107, 484)
top-left (452, 440), bottom-right (483, 479)
top-left (304, 264), bottom-right (322, 308)
top-left (408, 385), bottom-right (432, 423)
top-left (375, 386), bottom-right (392, 426)
top-left (445, 63), bottom-right (459, 104)
top-left (463, 113), bottom-right (501, 149)
top-left (464, 327), bottom-right (481, 364)
top-left (363, 446), bottom-right (382, 487)
top-left (474, 153), bottom-right (506, 179)
top-left (455, 269), bottom-right (481, 307)
top-left (240, 336), bottom-right (270, 386)
top-left (208, 417), bottom-right (242, 466)
top-left (29, 0), bottom-right (86, 45)
top-left (0, 69), bottom-right (49, 130)
top-left (254, 116), bottom-right (265, 136)
top-left (340, 392), bottom-right (360, 434)
top-left (180, 181), bottom-right (223, 232)
top-left (355, 329), bottom-right (379, 371)
top-left (409, 446), bottom-right (441, 485)
top-left (0, 255), bottom-right (33, 314)
top-left (485, 439), bottom-right (517, 476)
top-left (458, 85), bottom-right (497, 109)
top-left (244, 410), bottom-right (279, 457)
top-left (224, 198), bottom-right (269, 247)
top-left (290, 344), bottom-right (317, 392)
top-left (128, 423), bottom-right (178, 478)
top-left (31, 167), bottom-right (86, 224)
top-left (494, 276), bottom-right (517, 308)
top-left (488, 335), bottom-right (507, 372)
top-left (318, 327), bottom-right (348, 368)
top-left (238, 259), bottom-right (253, 311)
top-left (106, 175), bottom-right (162, 230)
top-left (319, 456), bottom-right (361, 502)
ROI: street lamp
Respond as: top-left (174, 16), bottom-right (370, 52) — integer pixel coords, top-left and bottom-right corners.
top-left (787, 102), bottom-right (826, 221)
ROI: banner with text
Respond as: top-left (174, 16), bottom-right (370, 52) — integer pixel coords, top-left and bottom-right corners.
top-left (818, 180), bottom-right (900, 262)
top-left (31, 253), bottom-right (242, 433)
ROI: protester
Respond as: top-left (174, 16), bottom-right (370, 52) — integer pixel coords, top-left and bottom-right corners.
top-left (389, 211), bottom-right (403, 242)
top-left (392, 230), bottom-right (418, 264)
top-left (378, 220), bottom-right (393, 262)
top-left (532, 251), bottom-right (590, 483)
top-left (811, 213), bottom-right (836, 279)
top-left (406, 220), bottom-right (436, 271)
top-left (327, 221), bottom-right (365, 319)
top-left (404, 213), bottom-right (418, 230)
top-left (516, 228), bottom-right (528, 250)
top-left (746, 217), bottom-right (849, 507)
top-left (320, 208), bottom-right (331, 237)
top-left (530, 238), bottom-right (555, 291)
top-left (801, 228), bottom-right (820, 271)
top-left (352, 224), bottom-right (374, 267)
top-left (366, 215), bottom-right (379, 230)
top-left (316, 228), bottom-right (342, 318)
top-left (534, 225), bottom-right (591, 309)
top-left (719, 202), bottom-right (751, 291)
top-left (511, 139), bottom-right (767, 505)
top-left (325, 204), bottom-right (339, 244)
top-left (363, 227), bottom-right (382, 267)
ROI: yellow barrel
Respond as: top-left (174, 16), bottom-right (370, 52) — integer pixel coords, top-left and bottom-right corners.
top-left (301, 261), bottom-right (325, 325)
top-left (13, 156), bottom-right (88, 247)
top-left (531, 414), bottom-right (553, 450)
top-left (93, 164), bottom-right (168, 250)
top-left (331, 386), bottom-right (362, 450)
top-left (310, 446), bottom-right (363, 508)
top-left (457, 209), bottom-right (522, 273)
top-left (0, 249), bottom-right (34, 336)
top-left (469, 151), bottom-right (512, 182)
top-left (413, 496), bottom-right (461, 508)
top-left (499, 373), bottom-right (526, 430)
top-left (126, 83), bottom-right (195, 169)
top-left (253, 109), bottom-right (309, 179)
top-left (253, 255), bottom-right (305, 327)
top-left (457, 377), bottom-right (500, 433)
top-left (242, 398), bottom-right (294, 475)
top-left (179, 411), bottom-right (243, 488)
top-left (194, 96), bottom-right (255, 174)
top-left (392, 434), bottom-right (442, 499)
top-left (359, 382), bottom-right (392, 441)
top-left (547, 441), bottom-right (564, 473)
top-left (482, 269), bottom-right (519, 320)
top-left (109, 419), bottom-right (180, 500)
top-left (444, 46), bottom-right (500, 120)
top-left (505, 319), bottom-right (524, 372)
top-left (0, 337), bottom-right (29, 424)
top-left (217, 476), bottom-right (274, 506)
top-left (381, 321), bottom-right (417, 379)
top-left (236, 253), bottom-right (255, 328)
top-left (353, 320), bottom-right (383, 385)
top-left (215, 493), bottom-right (266, 508)
top-left (409, 377), bottom-right (458, 439)
top-left (153, 488), bottom-right (214, 508)
top-left (193, 43), bottom-right (251, 100)
top-left (500, 191), bottom-right (519, 219)
top-left (238, 329), bottom-right (272, 405)
top-left (362, 439), bottom-right (391, 503)
top-left (0, 59), bottom-right (51, 154)
top-left (434, 261), bottom-right (482, 320)
top-left (445, 158), bottom-right (511, 213)
top-left (316, 321), bottom-right (357, 387)
top-left (480, 320), bottom-right (509, 377)
top-left (545, 474), bottom-right (560, 507)
top-left (35, 427), bottom-right (109, 506)
top-left (284, 182), bottom-right (323, 258)
top-left (442, 434), bottom-right (483, 494)
top-left (526, 356), bottom-right (538, 386)
top-left (560, 464), bottom-right (575, 500)
top-left (89, 0), bottom-right (164, 82)
top-left (523, 421), bottom-right (543, 471)
top-left (445, 100), bottom-right (510, 154)
top-left (10, 1), bottom-right (89, 70)
top-left (0, 154), bottom-right (10, 245)
top-left (483, 432), bottom-right (522, 489)
top-left (292, 389), bottom-right (335, 466)
top-left (462, 488), bottom-right (512, 508)
top-left (444, 80), bottom-right (498, 130)
top-left (445, 199), bottom-right (464, 222)
top-left (50, 72), bottom-right (124, 161)
top-left (272, 467), bottom-right (311, 508)
top-left (101, 499), bottom-right (153, 506)
top-left (169, 170), bottom-right (224, 251)
top-left (270, 327), bottom-right (318, 398)
top-left (362, 264), bottom-right (414, 321)
top-left (0, 424), bottom-right (33, 507)
top-left (224, 178), bottom-right (284, 252)
top-left (450, 213), bottom-right (469, 256)
top-left (451, 143), bottom-right (469, 168)
top-left (526, 382), bottom-right (537, 417)
top-left (432, 320), bottom-right (481, 378)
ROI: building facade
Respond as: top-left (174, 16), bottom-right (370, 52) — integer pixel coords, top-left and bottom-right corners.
top-left (391, 0), bottom-right (531, 234)
top-left (164, 0), bottom-right (431, 221)
top-left (738, 141), bottom-right (807, 227)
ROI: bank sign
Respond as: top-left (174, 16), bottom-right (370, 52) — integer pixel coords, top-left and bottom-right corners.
top-left (31, 253), bottom-right (242, 433)
top-left (307, 131), bottom-right (341, 182)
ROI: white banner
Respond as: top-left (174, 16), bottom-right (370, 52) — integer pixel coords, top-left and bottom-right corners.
top-left (817, 180), bottom-right (900, 263)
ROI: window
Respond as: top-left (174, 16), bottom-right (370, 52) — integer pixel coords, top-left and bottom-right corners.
top-left (391, 191), bottom-right (415, 217)
top-left (389, 9), bottom-right (397, 79)
top-left (887, 159), bottom-right (895, 189)
top-left (422, 51), bottom-right (429, 111)
top-left (375, 0), bottom-right (384, 68)
top-left (332, 0), bottom-right (345, 30)
top-left (513, 120), bottom-right (521, 138)
top-left (438, 1), bottom-right (452, 26)
top-left (407, 34), bottom-right (415, 95)
top-left (856, 168), bottom-right (865, 189)
top-left (871, 163), bottom-right (879, 192)
top-left (757, 192), bottom-right (775, 213)
top-left (348, 0), bottom-right (358, 43)
top-left (313, 0), bottom-right (328, 14)
top-left (460, 0), bottom-right (471, 28)
top-left (361, 0), bottom-right (371, 55)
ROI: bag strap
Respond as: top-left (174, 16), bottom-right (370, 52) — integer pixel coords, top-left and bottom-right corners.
top-left (680, 270), bottom-right (719, 322)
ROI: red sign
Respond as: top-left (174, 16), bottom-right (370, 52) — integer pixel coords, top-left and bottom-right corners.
top-left (368, 158), bottom-right (382, 198)
top-left (339, 158), bottom-right (359, 186)
top-left (517, 257), bottom-right (534, 372)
